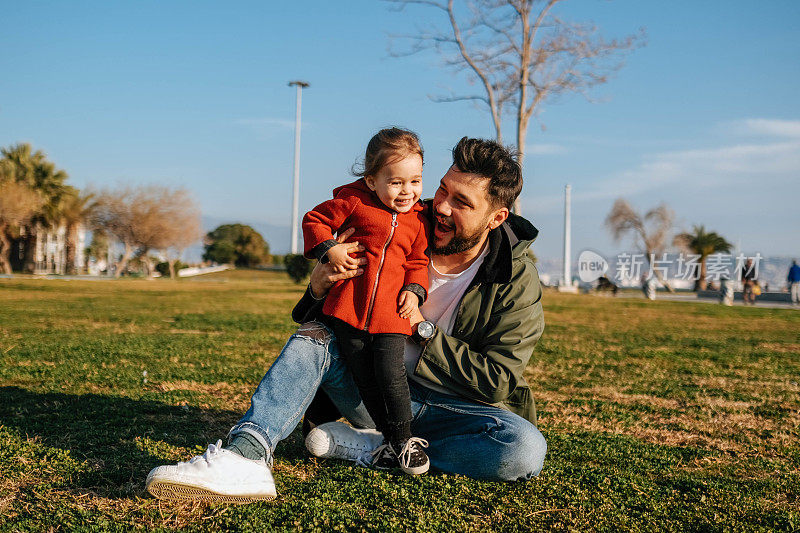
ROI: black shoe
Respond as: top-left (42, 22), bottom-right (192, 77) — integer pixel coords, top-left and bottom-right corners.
top-left (370, 441), bottom-right (399, 470)
top-left (395, 437), bottom-right (429, 475)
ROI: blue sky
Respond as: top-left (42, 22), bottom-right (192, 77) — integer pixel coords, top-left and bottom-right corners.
top-left (2, 0), bottom-right (799, 262)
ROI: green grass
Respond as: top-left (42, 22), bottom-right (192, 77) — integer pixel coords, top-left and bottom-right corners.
top-left (1, 271), bottom-right (798, 531)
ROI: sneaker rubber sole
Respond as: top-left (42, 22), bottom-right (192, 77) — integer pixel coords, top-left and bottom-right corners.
top-left (147, 480), bottom-right (276, 504)
top-left (400, 458), bottom-right (430, 475)
top-left (304, 429), bottom-right (335, 458)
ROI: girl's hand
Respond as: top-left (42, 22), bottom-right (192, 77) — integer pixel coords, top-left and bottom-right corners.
top-left (397, 290), bottom-right (419, 319)
top-left (325, 243), bottom-right (361, 273)
top-left (309, 228), bottom-right (366, 298)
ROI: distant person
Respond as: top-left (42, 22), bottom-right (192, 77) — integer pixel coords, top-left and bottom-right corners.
top-left (302, 127), bottom-right (430, 475)
top-left (788, 260), bottom-right (800, 306)
top-left (596, 275), bottom-right (618, 294)
top-left (719, 276), bottom-right (734, 306)
top-left (741, 258), bottom-right (757, 305)
top-left (641, 273), bottom-right (656, 300)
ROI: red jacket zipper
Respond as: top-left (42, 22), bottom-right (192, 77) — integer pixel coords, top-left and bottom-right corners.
top-left (364, 212), bottom-right (398, 331)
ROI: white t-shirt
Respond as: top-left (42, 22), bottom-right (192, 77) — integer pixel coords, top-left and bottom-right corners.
top-left (404, 244), bottom-right (489, 393)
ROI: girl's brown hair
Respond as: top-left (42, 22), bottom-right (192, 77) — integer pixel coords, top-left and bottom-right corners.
top-left (352, 127), bottom-right (424, 178)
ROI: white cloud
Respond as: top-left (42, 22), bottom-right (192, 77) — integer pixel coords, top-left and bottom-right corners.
top-left (526, 143), bottom-right (568, 155)
top-left (739, 118), bottom-right (800, 138)
top-left (577, 134), bottom-right (800, 203)
top-left (635, 141), bottom-right (800, 178)
top-left (528, 121), bottom-right (800, 215)
top-left (524, 118), bottom-right (800, 260)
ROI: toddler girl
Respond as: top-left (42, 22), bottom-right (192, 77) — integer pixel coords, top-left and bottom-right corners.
top-left (302, 127), bottom-right (430, 475)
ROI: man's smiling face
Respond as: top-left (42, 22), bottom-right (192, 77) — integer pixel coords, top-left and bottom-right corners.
top-left (431, 166), bottom-right (501, 256)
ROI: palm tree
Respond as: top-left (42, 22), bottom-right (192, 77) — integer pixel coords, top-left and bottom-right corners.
top-left (0, 143), bottom-right (72, 272)
top-left (673, 225), bottom-right (732, 291)
top-left (59, 191), bottom-right (97, 274)
top-left (0, 181), bottom-right (42, 274)
top-left (605, 198), bottom-right (676, 292)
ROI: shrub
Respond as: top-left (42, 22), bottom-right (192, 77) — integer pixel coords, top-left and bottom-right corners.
top-left (155, 260), bottom-right (188, 277)
top-left (203, 224), bottom-right (270, 267)
top-left (284, 254), bottom-right (313, 283)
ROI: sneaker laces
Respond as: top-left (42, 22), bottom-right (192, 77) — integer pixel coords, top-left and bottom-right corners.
top-left (397, 437), bottom-right (429, 470)
top-left (367, 442), bottom-right (394, 467)
top-left (355, 451), bottom-right (374, 468)
top-left (185, 439), bottom-right (223, 465)
top-left (333, 441), bottom-right (372, 464)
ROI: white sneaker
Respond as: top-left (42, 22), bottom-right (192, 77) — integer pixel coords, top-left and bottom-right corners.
top-left (145, 440), bottom-right (276, 503)
top-left (305, 421), bottom-right (384, 466)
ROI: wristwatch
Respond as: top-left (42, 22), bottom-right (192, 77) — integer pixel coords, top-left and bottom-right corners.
top-left (411, 320), bottom-right (435, 344)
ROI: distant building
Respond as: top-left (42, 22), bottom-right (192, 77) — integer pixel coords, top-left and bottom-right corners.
top-left (13, 223), bottom-right (86, 274)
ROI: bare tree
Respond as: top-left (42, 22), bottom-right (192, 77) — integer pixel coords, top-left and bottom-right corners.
top-left (605, 198), bottom-right (675, 292)
top-left (128, 186), bottom-right (174, 278)
top-left (0, 181), bottom-right (43, 274)
top-left (155, 190), bottom-right (202, 279)
top-left (92, 187), bottom-right (138, 277)
top-left (92, 185), bottom-right (201, 278)
top-left (387, 0), bottom-right (643, 213)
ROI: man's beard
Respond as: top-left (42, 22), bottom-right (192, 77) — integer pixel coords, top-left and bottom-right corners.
top-left (431, 226), bottom-right (485, 256)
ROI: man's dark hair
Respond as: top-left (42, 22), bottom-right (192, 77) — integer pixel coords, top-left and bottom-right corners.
top-left (451, 137), bottom-right (522, 210)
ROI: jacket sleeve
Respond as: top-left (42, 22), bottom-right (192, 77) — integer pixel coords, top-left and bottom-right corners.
top-left (291, 285), bottom-right (326, 324)
top-left (302, 197), bottom-right (358, 259)
top-left (401, 213), bottom-right (430, 301)
top-left (413, 258), bottom-right (544, 404)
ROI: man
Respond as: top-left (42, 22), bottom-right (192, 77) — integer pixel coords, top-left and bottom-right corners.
top-left (146, 137), bottom-right (546, 503)
top-left (788, 260), bottom-right (800, 306)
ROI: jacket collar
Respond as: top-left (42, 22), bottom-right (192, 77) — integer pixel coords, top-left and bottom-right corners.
top-left (423, 200), bottom-right (539, 285)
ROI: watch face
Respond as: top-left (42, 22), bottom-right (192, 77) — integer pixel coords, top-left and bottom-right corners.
top-left (418, 321), bottom-right (434, 338)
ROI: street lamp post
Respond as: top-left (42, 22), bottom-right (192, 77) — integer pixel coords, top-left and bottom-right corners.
top-left (288, 80), bottom-right (309, 254)
top-left (563, 183), bottom-right (571, 286)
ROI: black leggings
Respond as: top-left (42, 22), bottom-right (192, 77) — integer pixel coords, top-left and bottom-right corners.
top-left (330, 318), bottom-right (412, 447)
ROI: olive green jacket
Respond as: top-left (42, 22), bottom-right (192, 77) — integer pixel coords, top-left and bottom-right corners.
top-left (292, 211), bottom-right (544, 425)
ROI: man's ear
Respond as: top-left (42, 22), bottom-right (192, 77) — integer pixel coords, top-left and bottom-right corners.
top-left (487, 207), bottom-right (509, 231)
top-left (364, 176), bottom-right (377, 191)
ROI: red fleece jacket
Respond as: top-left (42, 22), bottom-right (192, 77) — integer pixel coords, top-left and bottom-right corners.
top-left (302, 178), bottom-right (429, 335)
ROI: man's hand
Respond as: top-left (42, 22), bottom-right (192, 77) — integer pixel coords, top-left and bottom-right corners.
top-left (309, 228), bottom-right (366, 298)
top-left (397, 290), bottom-right (419, 319)
top-left (407, 307), bottom-right (425, 332)
top-left (407, 306), bottom-right (430, 346)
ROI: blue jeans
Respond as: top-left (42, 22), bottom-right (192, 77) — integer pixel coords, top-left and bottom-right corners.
top-left (229, 322), bottom-right (547, 481)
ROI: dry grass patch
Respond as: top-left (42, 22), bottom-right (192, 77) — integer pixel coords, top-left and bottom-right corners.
top-left (757, 342), bottom-right (800, 354)
top-left (156, 380), bottom-right (254, 404)
top-left (539, 381), bottom-right (799, 456)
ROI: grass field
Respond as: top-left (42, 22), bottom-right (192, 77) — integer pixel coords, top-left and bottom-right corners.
top-left (1, 270), bottom-right (798, 531)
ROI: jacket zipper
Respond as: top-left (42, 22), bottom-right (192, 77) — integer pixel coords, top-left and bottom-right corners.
top-left (364, 212), bottom-right (398, 331)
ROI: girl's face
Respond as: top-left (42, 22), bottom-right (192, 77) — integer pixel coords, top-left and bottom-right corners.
top-left (364, 153), bottom-right (423, 213)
